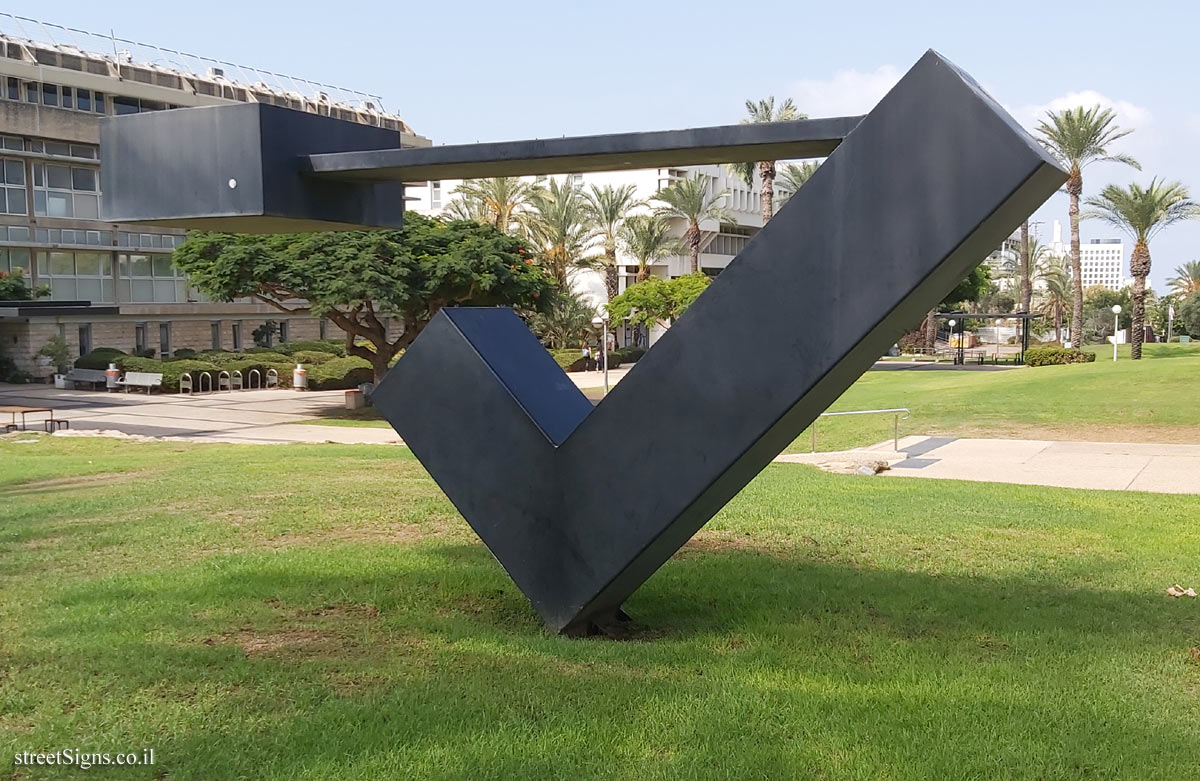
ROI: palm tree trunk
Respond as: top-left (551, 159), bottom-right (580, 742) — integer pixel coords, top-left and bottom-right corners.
top-left (1019, 221), bottom-right (1031, 313)
top-left (1067, 175), bottom-right (1084, 346)
top-left (605, 248), bottom-right (619, 301)
top-left (924, 309), bottom-right (937, 351)
top-left (759, 161), bottom-right (775, 223)
top-left (687, 223), bottom-right (701, 275)
top-left (636, 263), bottom-right (648, 283)
top-left (1129, 240), bottom-right (1151, 361)
top-left (1055, 302), bottom-right (1063, 343)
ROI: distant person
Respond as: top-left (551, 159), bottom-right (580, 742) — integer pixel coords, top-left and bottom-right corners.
top-left (581, 343), bottom-right (592, 371)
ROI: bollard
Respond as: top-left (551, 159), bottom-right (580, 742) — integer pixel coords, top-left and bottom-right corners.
top-left (345, 389), bottom-right (365, 410)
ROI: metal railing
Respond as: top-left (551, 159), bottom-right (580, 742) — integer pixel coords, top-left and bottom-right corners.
top-left (810, 407), bottom-right (910, 453)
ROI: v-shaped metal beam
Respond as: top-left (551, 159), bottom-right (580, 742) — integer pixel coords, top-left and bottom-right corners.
top-left (371, 51), bottom-right (1066, 634)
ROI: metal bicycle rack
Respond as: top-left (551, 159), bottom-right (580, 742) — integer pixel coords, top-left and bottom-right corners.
top-left (231, 370), bottom-right (243, 390)
top-left (197, 371), bottom-right (213, 393)
top-left (179, 372), bottom-right (193, 394)
top-left (247, 369), bottom-right (262, 389)
top-left (218, 370), bottom-right (231, 391)
top-left (266, 369), bottom-right (278, 388)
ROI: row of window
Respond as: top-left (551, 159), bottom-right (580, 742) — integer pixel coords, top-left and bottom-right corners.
top-left (0, 134), bottom-right (98, 159)
top-left (0, 155), bottom-right (101, 218)
top-left (2, 249), bottom-right (190, 303)
top-left (0, 224), bottom-right (184, 249)
top-left (3, 77), bottom-right (182, 116)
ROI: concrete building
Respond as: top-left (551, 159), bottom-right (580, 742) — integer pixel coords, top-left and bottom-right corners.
top-left (408, 166), bottom-right (791, 346)
top-left (0, 16), bottom-right (427, 377)
top-left (1046, 220), bottom-right (1128, 291)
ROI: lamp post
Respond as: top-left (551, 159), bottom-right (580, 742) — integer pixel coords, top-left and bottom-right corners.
top-left (592, 311), bottom-right (610, 394)
top-left (948, 319), bottom-right (958, 364)
top-left (1111, 304), bottom-right (1122, 362)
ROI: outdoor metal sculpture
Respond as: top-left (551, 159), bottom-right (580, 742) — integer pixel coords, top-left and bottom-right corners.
top-left (101, 51), bottom-right (1066, 635)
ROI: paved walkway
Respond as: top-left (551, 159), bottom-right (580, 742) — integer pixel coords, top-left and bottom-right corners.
top-left (856, 435), bottom-right (1200, 494)
top-left (0, 383), bottom-right (401, 445)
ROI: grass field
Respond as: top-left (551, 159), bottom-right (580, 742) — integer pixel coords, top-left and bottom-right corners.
top-left (2, 436), bottom-right (1199, 778)
top-left (298, 343), bottom-right (1200, 453)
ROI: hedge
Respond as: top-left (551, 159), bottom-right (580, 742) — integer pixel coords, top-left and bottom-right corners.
top-left (221, 359), bottom-right (295, 389)
top-left (276, 340), bottom-right (345, 357)
top-left (307, 356), bottom-right (373, 390)
top-left (115, 357), bottom-right (219, 392)
top-left (291, 350), bottom-right (337, 365)
top-left (74, 347), bottom-right (127, 370)
top-left (242, 349), bottom-right (291, 362)
top-left (1025, 346), bottom-right (1096, 366)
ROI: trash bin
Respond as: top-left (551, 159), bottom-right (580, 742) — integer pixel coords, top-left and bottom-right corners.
top-left (105, 363), bottom-right (120, 391)
top-left (345, 389), bottom-right (365, 410)
top-left (292, 363), bottom-right (307, 390)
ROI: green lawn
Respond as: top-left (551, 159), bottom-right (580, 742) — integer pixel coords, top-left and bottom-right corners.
top-left (297, 344), bottom-right (1200, 450)
top-left (2, 437), bottom-right (1199, 778)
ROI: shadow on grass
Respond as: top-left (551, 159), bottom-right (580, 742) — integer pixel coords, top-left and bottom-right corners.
top-left (9, 539), bottom-right (1198, 777)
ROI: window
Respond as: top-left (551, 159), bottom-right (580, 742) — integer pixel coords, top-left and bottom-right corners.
top-left (24, 81), bottom-right (37, 103)
top-left (78, 324), bottom-right (92, 356)
top-left (159, 323), bottom-right (171, 357)
top-left (431, 180), bottom-right (442, 209)
top-left (1, 157), bottom-right (26, 215)
top-left (76, 88), bottom-right (91, 112)
top-left (41, 82), bottom-right (58, 107)
top-left (32, 161), bottom-right (100, 219)
top-left (5, 77), bottom-right (17, 101)
top-left (117, 253), bottom-right (186, 303)
top-left (35, 251), bottom-right (114, 302)
top-left (318, 318), bottom-right (327, 340)
top-left (211, 321), bottom-right (221, 350)
top-left (61, 86), bottom-right (72, 110)
top-left (231, 322), bottom-right (242, 351)
top-left (0, 248), bottom-right (32, 276)
top-left (135, 323), bottom-right (147, 354)
top-left (278, 320), bottom-right (289, 343)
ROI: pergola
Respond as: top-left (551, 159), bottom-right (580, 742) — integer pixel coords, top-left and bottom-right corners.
top-left (935, 311), bottom-right (1043, 365)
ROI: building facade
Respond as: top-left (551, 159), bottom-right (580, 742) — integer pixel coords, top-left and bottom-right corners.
top-left (0, 17), bottom-right (427, 377)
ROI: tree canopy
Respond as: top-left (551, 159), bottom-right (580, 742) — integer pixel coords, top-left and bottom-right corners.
top-left (606, 274), bottom-right (712, 329)
top-left (173, 213), bottom-right (554, 380)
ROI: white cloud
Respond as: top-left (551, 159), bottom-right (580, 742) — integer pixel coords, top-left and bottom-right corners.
top-left (785, 65), bottom-right (902, 117)
top-left (1010, 90), bottom-right (1153, 134)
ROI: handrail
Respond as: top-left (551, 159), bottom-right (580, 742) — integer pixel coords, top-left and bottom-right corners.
top-left (811, 407), bottom-right (911, 453)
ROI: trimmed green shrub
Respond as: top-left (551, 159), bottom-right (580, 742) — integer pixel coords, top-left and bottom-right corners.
top-left (291, 350), bottom-right (337, 365)
top-left (222, 359), bottom-right (294, 389)
top-left (1026, 346), bottom-right (1096, 366)
top-left (307, 356), bottom-right (373, 390)
top-left (172, 348), bottom-right (197, 359)
top-left (195, 350), bottom-right (243, 365)
top-left (74, 347), bottom-right (128, 370)
top-left (611, 347), bottom-right (645, 365)
top-left (0, 354), bottom-right (29, 383)
top-left (244, 349), bottom-right (291, 362)
top-left (549, 349), bottom-right (587, 372)
top-left (117, 358), bottom-right (220, 392)
top-left (276, 340), bottom-right (345, 357)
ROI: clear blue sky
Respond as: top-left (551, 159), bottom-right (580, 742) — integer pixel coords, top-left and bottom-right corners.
top-left (18, 0), bottom-right (1200, 289)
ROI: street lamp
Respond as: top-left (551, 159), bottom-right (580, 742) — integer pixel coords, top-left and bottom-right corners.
top-left (948, 319), bottom-right (958, 364)
top-left (592, 311), bottom-right (611, 394)
top-left (1111, 304), bottom-right (1122, 362)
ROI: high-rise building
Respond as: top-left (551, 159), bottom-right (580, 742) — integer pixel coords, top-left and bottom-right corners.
top-left (1047, 220), bottom-right (1128, 291)
top-left (0, 15), bottom-right (427, 376)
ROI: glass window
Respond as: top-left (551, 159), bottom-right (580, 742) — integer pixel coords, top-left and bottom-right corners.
top-left (24, 81), bottom-right (37, 103)
top-left (78, 324), bottom-right (92, 355)
top-left (69, 144), bottom-right (96, 159)
top-left (46, 165), bottom-right (71, 189)
top-left (49, 252), bottom-right (75, 276)
top-left (4, 158), bottom-right (23, 185)
top-left (93, 92), bottom-right (106, 114)
top-left (8, 226), bottom-right (28, 242)
top-left (159, 323), bottom-right (171, 355)
top-left (278, 321), bottom-right (289, 343)
top-left (76, 89), bottom-right (91, 112)
top-left (46, 192), bottom-right (72, 217)
top-left (41, 83), bottom-right (58, 107)
top-left (231, 322), bottom-right (242, 351)
top-left (135, 323), bottom-right (147, 352)
top-left (73, 194), bottom-right (99, 219)
top-left (44, 141), bottom-right (70, 156)
top-left (113, 95), bottom-right (139, 115)
top-left (75, 252), bottom-right (102, 276)
top-left (2, 186), bottom-right (25, 215)
top-left (61, 86), bottom-right (73, 109)
top-left (72, 168), bottom-right (95, 191)
top-left (0, 136), bottom-right (20, 151)
top-left (131, 254), bottom-right (151, 277)
top-left (6, 77), bottom-right (17, 101)
top-left (152, 255), bottom-right (173, 277)
top-left (211, 321), bottom-right (221, 350)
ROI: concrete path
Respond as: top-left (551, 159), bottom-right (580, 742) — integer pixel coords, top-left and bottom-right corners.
top-left (0, 383), bottom-right (401, 445)
top-left (858, 435), bottom-right (1200, 494)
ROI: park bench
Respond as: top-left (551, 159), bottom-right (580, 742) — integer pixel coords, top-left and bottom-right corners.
top-left (116, 371), bottom-right (163, 394)
top-left (64, 367), bottom-right (110, 389)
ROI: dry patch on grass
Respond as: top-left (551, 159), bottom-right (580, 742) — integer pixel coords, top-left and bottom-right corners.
top-left (927, 421), bottom-right (1200, 445)
top-left (203, 600), bottom-right (386, 661)
top-left (260, 523), bottom-right (440, 550)
top-left (0, 472), bottom-right (138, 497)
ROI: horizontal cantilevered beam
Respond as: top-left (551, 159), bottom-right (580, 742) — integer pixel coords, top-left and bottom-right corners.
top-left (303, 117), bottom-right (863, 183)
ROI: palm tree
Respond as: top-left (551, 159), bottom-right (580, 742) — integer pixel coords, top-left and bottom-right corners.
top-left (1084, 179), bottom-right (1199, 359)
top-left (451, 177), bottom-right (540, 234)
top-left (527, 290), bottom-right (597, 349)
top-left (1035, 255), bottom-right (1072, 343)
top-left (1036, 106), bottom-right (1139, 346)
top-left (583, 183), bottom-right (641, 302)
top-left (777, 161), bottom-right (820, 203)
top-left (729, 97), bottom-right (807, 222)
top-left (653, 176), bottom-right (731, 274)
top-left (1168, 260), bottom-right (1200, 297)
top-left (619, 215), bottom-right (683, 282)
top-left (1002, 233), bottom-right (1047, 311)
top-left (523, 178), bottom-right (600, 287)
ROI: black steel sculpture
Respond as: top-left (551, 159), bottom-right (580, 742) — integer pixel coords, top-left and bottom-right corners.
top-left (101, 51), bottom-right (1066, 635)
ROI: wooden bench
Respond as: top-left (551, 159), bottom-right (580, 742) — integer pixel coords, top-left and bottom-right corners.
top-left (116, 371), bottom-right (163, 394)
top-left (64, 367), bottom-right (110, 389)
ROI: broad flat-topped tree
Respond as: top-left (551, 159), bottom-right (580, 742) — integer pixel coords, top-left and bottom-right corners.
top-left (173, 214), bottom-right (554, 381)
